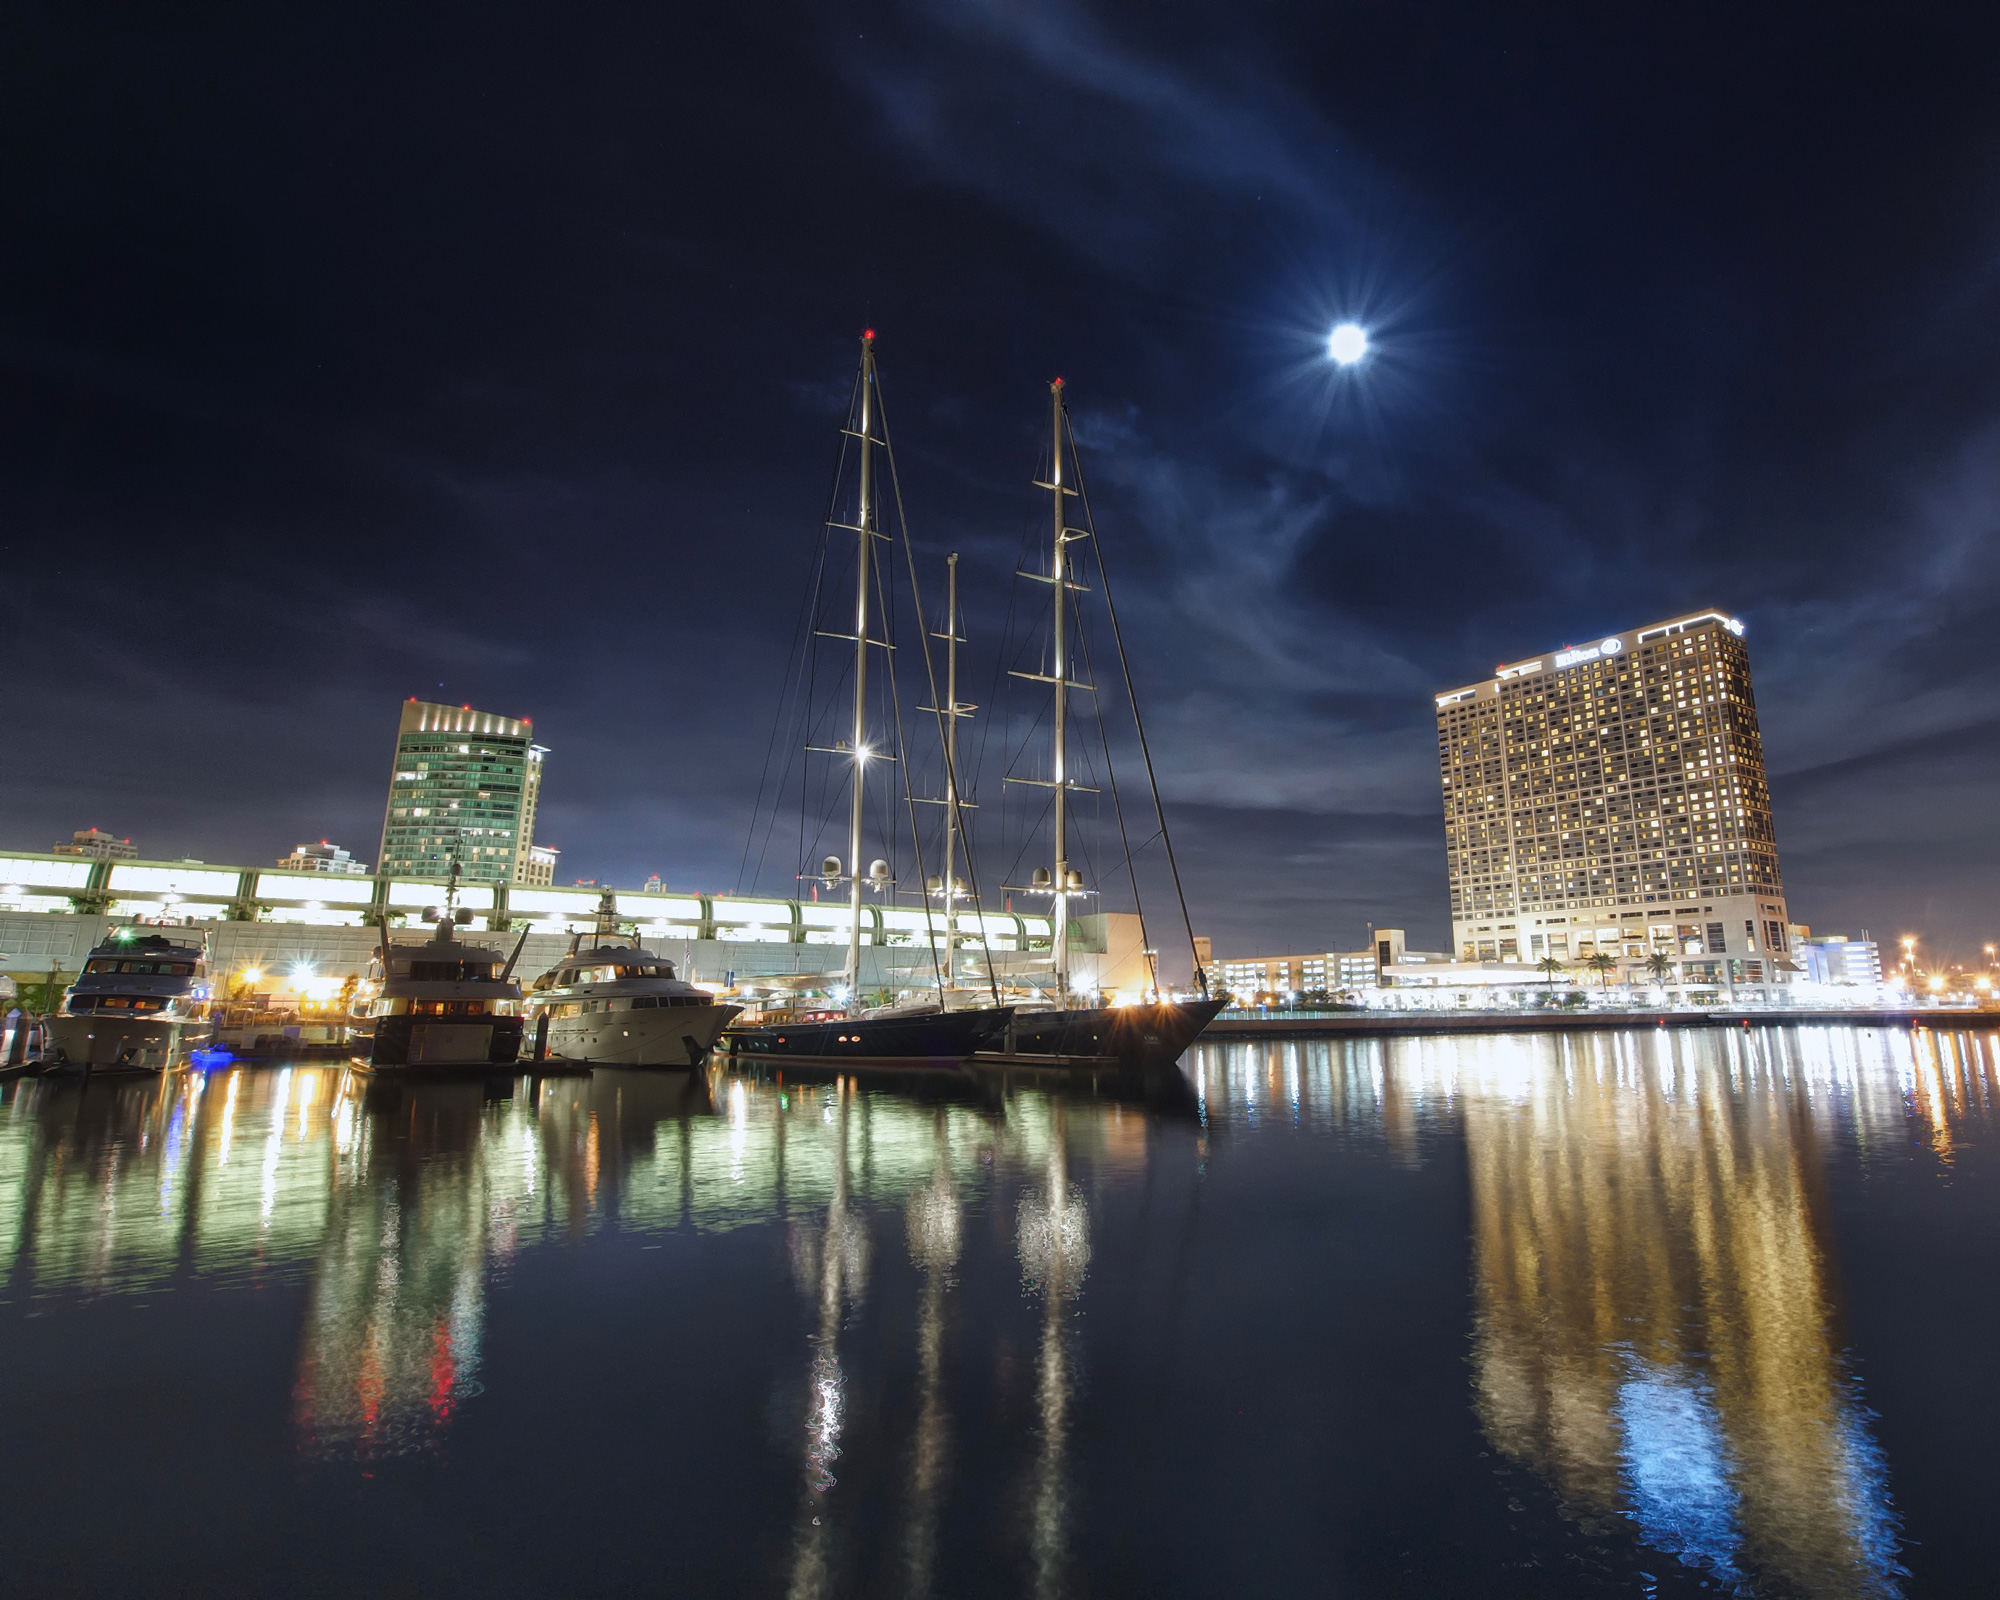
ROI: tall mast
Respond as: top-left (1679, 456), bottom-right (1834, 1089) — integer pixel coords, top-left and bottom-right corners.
top-left (1049, 378), bottom-right (1070, 1000)
top-left (940, 552), bottom-right (961, 929)
top-left (844, 332), bottom-right (878, 1012)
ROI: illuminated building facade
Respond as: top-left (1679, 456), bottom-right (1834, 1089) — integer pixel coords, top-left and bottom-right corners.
top-left (1435, 610), bottom-right (1791, 980)
top-left (1796, 935), bottom-right (1884, 989)
top-left (519, 844), bottom-right (558, 887)
top-left (378, 700), bottom-right (547, 885)
top-left (1214, 931), bottom-right (1425, 998)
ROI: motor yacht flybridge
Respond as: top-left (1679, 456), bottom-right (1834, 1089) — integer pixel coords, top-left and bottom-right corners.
top-left (992, 377), bottom-right (1223, 1069)
top-left (724, 332), bottom-right (1013, 1066)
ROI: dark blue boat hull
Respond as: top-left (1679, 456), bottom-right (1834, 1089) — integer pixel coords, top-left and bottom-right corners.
top-left (724, 1006), bottom-right (1012, 1064)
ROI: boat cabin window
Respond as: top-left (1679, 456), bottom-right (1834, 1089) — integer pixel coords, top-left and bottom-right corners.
top-left (571, 963), bottom-right (665, 983)
top-left (408, 960), bottom-right (496, 982)
top-left (88, 996), bottom-right (167, 1013)
top-left (410, 999), bottom-right (492, 1017)
top-left (86, 959), bottom-right (195, 976)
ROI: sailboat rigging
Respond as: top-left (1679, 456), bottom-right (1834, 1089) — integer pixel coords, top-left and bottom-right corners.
top-left (725, 332), bottom-right (1013, 1065)
top-left (988, 376), bottom-right (1223, 1069)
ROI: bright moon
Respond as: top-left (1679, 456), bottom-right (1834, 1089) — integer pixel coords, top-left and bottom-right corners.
top-left (1327, 322), bottom-right (1369, 366)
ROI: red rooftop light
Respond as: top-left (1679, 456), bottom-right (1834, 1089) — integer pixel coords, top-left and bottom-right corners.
top-left (863, 328), bottom-right (875, 340)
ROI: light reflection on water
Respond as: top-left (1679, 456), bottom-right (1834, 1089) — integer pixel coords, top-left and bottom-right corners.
top-left (0, 1027), bottom-right (1993, 1596)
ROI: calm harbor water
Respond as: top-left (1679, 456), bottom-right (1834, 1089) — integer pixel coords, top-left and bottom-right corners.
top-left (1, 1028), bottom-right (1996, 1598)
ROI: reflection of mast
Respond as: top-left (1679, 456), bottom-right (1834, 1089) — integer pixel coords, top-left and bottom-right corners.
top-left (788, 1081), bottom-right (869, 1600)
top-left (901, 1109), bottom-right (960, 1596)
top-left (1465, 1035), bottom-right (1903, 1595)
top-left (1016, 1103), bottom-right (1088, 1599)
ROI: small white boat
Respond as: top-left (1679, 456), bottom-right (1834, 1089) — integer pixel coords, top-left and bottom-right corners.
top-left (525, 892), bottom-right (739, 1068)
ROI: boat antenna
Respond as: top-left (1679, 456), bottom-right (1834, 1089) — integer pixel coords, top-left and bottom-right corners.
top-left (1063, 405), bottom-right (1208, 998)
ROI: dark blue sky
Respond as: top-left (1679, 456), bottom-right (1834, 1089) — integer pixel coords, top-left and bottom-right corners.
top-left (4, 1), bottom-right (1998, 964)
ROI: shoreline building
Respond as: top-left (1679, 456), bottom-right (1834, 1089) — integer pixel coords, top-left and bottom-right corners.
top-left (53, 828), bottom-right (136, 861)
top-left (1435, 609), bottom-right (1791, 983)
top-left (277, 841), bottom-right (369, 875)
top-left (1795, 934), bottom-right (1884, 991)
top-left (377, 701), bottom-right (548, 885)
top-left (1215, 938), bottom-right (1405, 1001)
top-left (519, 844), bottom-right (559, 887)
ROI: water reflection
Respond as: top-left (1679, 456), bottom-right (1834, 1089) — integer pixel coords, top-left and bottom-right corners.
top-left (786, 1080), bottom-right (869, 1600)
top-left (901, 1109), bottom-right (960, 1599)
top-left (1190, 1026), bottom-right (1988, 1599)
top-left (1462, 1034), bottom-right (1903, 1597)
top-left (295, 1079), bottom-right (495, 1458)
top-left (0, 1069), bottom-right (343, 1296)
top-left (0, 1032), bottom-right (1994, 1596)
top-left (1017, 1101), bottom-right (1088, 1600)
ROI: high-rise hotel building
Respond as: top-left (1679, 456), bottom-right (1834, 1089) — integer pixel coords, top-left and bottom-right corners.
top-left (1435, 611), bottom-right (1792, 980)
top-left (378, 700), bottom-right (548, 885)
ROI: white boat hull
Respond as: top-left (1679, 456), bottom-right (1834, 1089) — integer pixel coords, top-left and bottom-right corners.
top-left (542, 1004), bottom-right (737, 1068)
top-left (44, 1015), bottom-right (193, 1073)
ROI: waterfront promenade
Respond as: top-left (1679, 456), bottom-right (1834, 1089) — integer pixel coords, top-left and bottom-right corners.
top-left (1207, 1006), bottom-right (2000, 1039)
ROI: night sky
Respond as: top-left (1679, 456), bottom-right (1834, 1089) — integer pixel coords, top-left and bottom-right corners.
top-left (6, 2), bottom-right (1998, 965)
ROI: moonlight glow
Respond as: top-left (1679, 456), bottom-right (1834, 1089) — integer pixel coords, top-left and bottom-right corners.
top-left (1327, 322), bottom-right (1369, 366)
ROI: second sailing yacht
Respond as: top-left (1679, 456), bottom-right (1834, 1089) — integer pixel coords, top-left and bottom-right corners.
top-left (996, 377), bottom-right (1223, 1070)
top-left (724, 332), bottom-right (1012, 1066)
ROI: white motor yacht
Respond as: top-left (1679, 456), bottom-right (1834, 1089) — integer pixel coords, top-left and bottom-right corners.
top-left (525, 892), bottom-right (739, 1068)
top-left (44, 927), bottom-right (212, 1074)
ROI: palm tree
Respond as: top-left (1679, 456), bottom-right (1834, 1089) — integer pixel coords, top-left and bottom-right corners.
top-left (1535, 955), bottom-right (1567, 984)
top-left (1645, 951), bottom-right (1675, 987)
top-left (1584, 952), bottom-right (1619, 988)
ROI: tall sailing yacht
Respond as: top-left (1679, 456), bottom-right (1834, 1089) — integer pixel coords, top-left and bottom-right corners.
top-left (725, 332), bottom-right (1012, 1066)
top-left (997, 377), bottom-right (1224, 1070)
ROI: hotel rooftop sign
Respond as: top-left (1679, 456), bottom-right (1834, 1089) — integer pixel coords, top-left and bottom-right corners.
top-left (1436, 610), bottom-right (1745, 706)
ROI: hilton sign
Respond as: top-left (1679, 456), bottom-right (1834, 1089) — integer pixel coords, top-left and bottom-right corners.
top-left (1554, 637), bottom-right (1624, 669)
